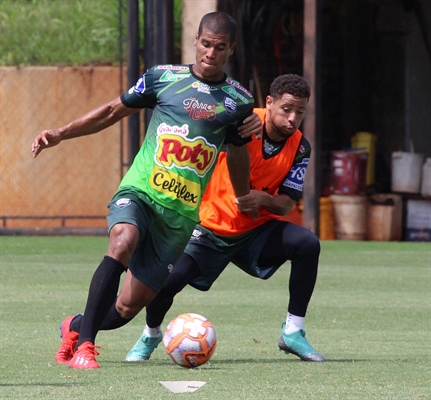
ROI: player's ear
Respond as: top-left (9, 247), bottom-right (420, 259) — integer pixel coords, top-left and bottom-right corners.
top-left (266, 95), bottom-right (273, 108)
top-left (194, 32), bottom-right (199, 46)
top-left (229, 42), bottom-right (236, 56)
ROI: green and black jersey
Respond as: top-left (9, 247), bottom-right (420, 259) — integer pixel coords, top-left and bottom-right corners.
top-left (119, 64), bottom-right (254, 222)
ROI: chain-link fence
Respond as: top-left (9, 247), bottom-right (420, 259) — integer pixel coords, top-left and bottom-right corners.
top-left (0, 66), bottom-right (129, 234)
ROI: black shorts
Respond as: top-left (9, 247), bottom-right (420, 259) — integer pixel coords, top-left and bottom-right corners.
top-left (184, 219), bottom-right (285, 291)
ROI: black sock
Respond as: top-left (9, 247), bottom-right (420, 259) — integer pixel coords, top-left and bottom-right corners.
top-left (100, 299), bottom-right (133, 330)
top-left (146, 253), bottom-right (200, 328)
top-left (70, 302), bottom-right (132, 333)
top-left (76, 255), bottom-right (126, 347)
top-left (70, 314), bottom-right (82, 333)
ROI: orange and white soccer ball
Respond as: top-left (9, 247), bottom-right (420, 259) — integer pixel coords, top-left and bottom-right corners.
top-left (163, 313), bottom-right (217, 368)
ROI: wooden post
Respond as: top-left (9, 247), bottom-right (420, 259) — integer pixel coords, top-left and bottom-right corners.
top-left (302, 0), bottom-right (322, 235)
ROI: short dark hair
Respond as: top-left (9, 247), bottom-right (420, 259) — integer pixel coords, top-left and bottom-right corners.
top-left (198, 12), bottom-right (237, 44)
top-left (270, 74), bottom-right (310, 100)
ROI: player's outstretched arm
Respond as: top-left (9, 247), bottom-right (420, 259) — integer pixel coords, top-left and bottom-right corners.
top-left (31, 97), bottom-right (138, 158)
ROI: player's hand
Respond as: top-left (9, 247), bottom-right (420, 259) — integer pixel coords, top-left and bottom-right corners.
top-left (238, 112), bottom-right (262, 139)
top-left (235, 190), bottom-right (263, 220)
top-left (235, 202), bottom-right (260, 221)
top-left (31, 129), bottom-right (62, 158)
top-left (236, 190), bottom-right (266, 210)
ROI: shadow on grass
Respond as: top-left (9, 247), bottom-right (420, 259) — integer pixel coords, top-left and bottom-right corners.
top-left (107, 357), bottom-right (375, 368)
top-left (0, 383), bottom-right (87, 387)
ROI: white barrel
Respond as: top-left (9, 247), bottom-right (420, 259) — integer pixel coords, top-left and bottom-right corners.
top-left (421, 158), bottom-right (431, 197)
top-left (391, 152), bottom-right (424, 194)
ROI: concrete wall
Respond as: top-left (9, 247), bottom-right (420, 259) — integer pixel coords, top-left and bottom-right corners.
top-left (181, 0), bottom-right (217, 64)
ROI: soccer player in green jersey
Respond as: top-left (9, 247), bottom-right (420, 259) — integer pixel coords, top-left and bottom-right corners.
top-left (31, 11), bottom-right (260, 369)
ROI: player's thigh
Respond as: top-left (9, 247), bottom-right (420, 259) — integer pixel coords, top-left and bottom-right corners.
top-left (106, 196), bottom-right (148, 264)
top-left (259, 221), bottom-right (316, 265)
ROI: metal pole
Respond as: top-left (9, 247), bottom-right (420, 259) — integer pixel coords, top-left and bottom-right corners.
top-left (127, 0), bottom-right (140, 163)
top-left (144, 0), bottom-right (174, 67)
top-left (118, 0), bottom-right (125, 179)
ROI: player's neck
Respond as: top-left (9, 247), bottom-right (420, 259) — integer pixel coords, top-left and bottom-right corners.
top-left (191, 64), bottom-right (225, 82)
top-left (265, 124), bottom-right (286, 142)
top-left (262, 128), bottom-right (287, 159)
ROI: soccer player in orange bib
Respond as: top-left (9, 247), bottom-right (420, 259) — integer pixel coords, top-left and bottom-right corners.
top-left (126, 74), bottom-right (325, 362)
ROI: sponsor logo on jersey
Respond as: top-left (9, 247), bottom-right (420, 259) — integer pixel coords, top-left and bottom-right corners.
top-left (132, 76), bottom-right (146, 93)
top-left (225, 78), bottom-right (252, 97)
top-left (223, 97), bottom-right (237, 114)
top-left (159, 70), bottom-right (190, 82)
top-left (183, 98), bottom-right (217, 121)
top-left (283, 158), bottom-right (309, 191)
top-left (150, 165), bottom-right (200, 207)
top-left (155, 123), bottom-right (217, 177)
top-left (299, 145), bottom-right (305, 153)
top-left (221, 86), bottom-right (250, 104)
top-left (191, 81), bottom-right (216, 94)
top-left (157, 65), bottom-right (189, 71)
top-left (114, 198), bottom-right (132, 208)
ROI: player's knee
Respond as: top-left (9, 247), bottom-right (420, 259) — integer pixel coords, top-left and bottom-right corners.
top-left (107, 224), bottom-right (138, 263)
top-left (293, 229), bottom-right (320, 258)
top-left (115, 300), bottom-right (140, 319)
top-left (307, 232), bottom-right (320, 254)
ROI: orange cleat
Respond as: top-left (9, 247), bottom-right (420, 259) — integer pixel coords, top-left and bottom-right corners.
top-left (68, 341), bottom-right (101, 369)
top-left (55, 315), bottom-right (80, 364)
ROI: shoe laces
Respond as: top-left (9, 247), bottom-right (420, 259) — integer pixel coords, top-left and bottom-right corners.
top-left (60, 336), bottom-right (77, 353)
top-left (78, 343), bottom-right (102, 358)
top-left (60, 342), bottom-right (74, 354)
top-left (64, 334), bottom-right (78, 346)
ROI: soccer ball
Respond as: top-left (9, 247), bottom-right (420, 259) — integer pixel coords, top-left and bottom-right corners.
top-left (163, 313), bottom-right (217, 368)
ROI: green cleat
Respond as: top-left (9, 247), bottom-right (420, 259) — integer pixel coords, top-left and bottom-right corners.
top-left (125, 332), bottom-right (162, 362)
top-left (278, 322), bottom-right (325, 362)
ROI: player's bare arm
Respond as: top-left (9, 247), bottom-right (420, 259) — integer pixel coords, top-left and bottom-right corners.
top-left (236, 191), bottom-right (295, 216)
top-left (226, 145), bottom-right (260, 219)
top-left (225, 143), bottom-right (251, 198)
top-left (31, 97), bottom-right (138, 158)
top-left (238, 112), bottom-right (262, 139)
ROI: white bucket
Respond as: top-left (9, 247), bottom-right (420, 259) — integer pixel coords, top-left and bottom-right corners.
top-left (421, 158), bottom-right (431, 197)
top-left (391, 152), bottom-right (424, 194)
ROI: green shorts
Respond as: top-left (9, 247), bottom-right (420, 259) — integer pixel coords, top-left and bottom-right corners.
top-left (185, 219), bottom-right (284, 291)
top-left (107, 189), bottom-right (196, 292)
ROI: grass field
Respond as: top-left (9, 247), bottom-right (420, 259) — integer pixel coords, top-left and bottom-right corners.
top-left (0, 236), bottom-right (430, 399)
top-left (0, 0), bottom-right (120, 66)
top-left (0, 0), bottom-right (183, 66)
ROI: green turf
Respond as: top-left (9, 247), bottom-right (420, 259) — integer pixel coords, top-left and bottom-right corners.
top-left (0, 236), bottom-right (430, 399)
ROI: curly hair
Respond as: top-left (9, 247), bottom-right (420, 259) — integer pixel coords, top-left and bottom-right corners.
top-left (198, 12), bottom-right (237, 44)
top-left (270, 74), bottom-right (310, 100)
